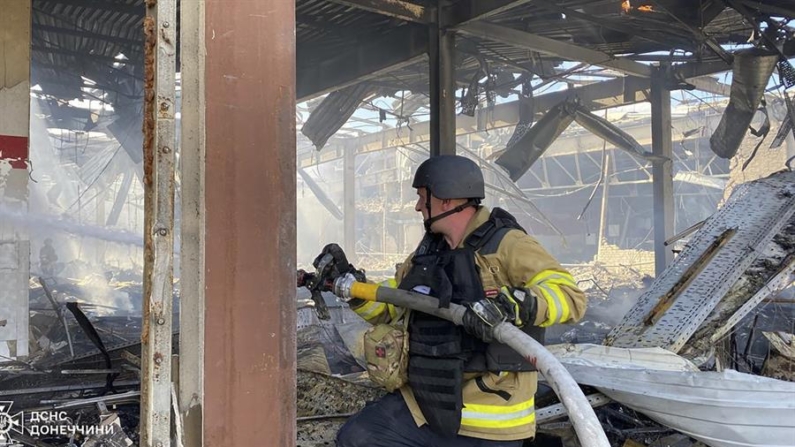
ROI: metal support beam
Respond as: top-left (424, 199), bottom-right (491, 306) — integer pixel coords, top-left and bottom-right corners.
top-left (647, 0), bottom-right (732, 64)
top-left (33, 0), bottom-right (142, 14)
top-left (596, 152), bottom-right (611, 260)
top-left (670, 41), bottom-right (795, 80)
top-left (300, 75), bottom-right (651, 167)
top-left (738, 0), bottom-right (795, 17)
top-left (31, 45), bottom-right (133, 64)
top-left (344, 148), bottom-right (356, 261)
top-left (178, 0), bottom-right (205, 445)
top-left (298, 73), bottom-right (734, 171)
top-left (448, 0), bottom-right (532, 26)
top-left (429, 2), bottom-right (456, 156)
top-left (298, 169), bottom-right (343, 219)
top-left (325, 0), bottom-right (432, 23)
top-left (686, 76), bottom-right (731, 97)
top-left (33, 24), bottom-right (142, 49)
top-left (297, 25), bottom-right (427, 101)
top-left (106, 172), bottom-right (134, 226)
top-left (535, 2), bottom-right (694, 50)
top-left (651, 68), bottom-right (675, 277)
top-left (337, 0), bottom-right (532, 26)
top-left (140, 0), bottom-right (177, 445)
top-left (204, 1), bottom-right (296, 447)
top-left (673, 60), bottom-right (733, 79)
top-left (458, 21), bottom-right (653, 78)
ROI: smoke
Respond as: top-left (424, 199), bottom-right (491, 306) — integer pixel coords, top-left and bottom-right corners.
top-left (0, 206), bottom-right (142, 246)
top-left (23, 98), bottom-right (146, 274)
top-left (296, 161), bottom-right (345, 267)
top-left (585, 287), bottom-right (646, 327)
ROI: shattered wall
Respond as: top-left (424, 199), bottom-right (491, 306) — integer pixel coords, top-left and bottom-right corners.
top-left (725, 111), bottom-right (795, 199)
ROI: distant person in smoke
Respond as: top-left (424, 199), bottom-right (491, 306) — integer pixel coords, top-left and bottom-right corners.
top-left (39, 238), bottom-right (58, 278)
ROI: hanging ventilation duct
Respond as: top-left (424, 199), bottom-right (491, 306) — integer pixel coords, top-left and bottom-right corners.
top-left (709, 48), bottom-right (779, 159)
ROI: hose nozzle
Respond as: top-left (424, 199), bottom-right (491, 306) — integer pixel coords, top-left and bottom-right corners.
top-left (334, 274), bottom-right (380, 302)
top-left (333, 273), bottom-right (357, 300)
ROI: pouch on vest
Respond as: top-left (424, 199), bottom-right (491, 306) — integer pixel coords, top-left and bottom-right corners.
top-left (409, 355), bottom-right (463, 437)
top-left (363, 323), bottom-right (409, 392)
top-left (399, 255), bottom-right (454, 308)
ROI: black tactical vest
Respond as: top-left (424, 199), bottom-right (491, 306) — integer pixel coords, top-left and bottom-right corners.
top-left (398, 207), bottom-right (545, 436)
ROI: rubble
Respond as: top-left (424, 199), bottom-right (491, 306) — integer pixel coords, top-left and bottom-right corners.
top-left (0, 268), bottom-right (158, 447)
top-left (80, 410), bottom-right (134, 447)
top-left (296, 370), bottom-right (384, 446)
top-left (682, 215), bottom-right (795, 363)
top-left (547, 264), bottom-right (651, 346)
top-left (290, 173), bottom-right (795, 446)
top-left (606, 171), bottom-right (795, 355)
top-left (761, 331), bottom-right (795, 382)
top-left (4, 168), bottom-right (794, 447)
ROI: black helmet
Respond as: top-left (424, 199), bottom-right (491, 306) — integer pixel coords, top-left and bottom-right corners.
top-left (412, 155), bottom-right (485, 200)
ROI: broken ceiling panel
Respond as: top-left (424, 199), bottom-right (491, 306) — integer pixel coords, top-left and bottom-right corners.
top-left (390, 92), bottom-right (426, 120)
top-left (301, 82), bottom-right (373, 151)
top-left (709, 48), bottom-right (779, 159)
top-left (571, 104), bottom-right (656, 160)
top-left (495, 101), bottom-right (575, 181)
top-left (496, 99), bottom-right (654, 181)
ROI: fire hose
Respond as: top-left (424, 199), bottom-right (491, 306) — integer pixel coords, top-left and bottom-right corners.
top-left (333, 273), bottom-right (610, 447)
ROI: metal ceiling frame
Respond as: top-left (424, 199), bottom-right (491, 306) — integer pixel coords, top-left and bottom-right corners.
top-left (457, 21), bottom-right (654, 78)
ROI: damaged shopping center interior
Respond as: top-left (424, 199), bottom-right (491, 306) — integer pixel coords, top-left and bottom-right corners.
top-left (1, 0), bottom-right (795, 445)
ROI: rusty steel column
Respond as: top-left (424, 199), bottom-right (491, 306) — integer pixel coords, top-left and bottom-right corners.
top-left (429, 0), bottom-right (456, 157)
top-left (204, 0), bottom-right (297, 446)
top-left (140, 0), bottom-right (178, 445)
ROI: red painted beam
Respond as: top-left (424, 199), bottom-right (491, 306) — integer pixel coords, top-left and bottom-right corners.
top-left (0, 135), bottom-right (28, 169)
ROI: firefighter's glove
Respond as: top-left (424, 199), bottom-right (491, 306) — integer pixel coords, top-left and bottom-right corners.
top-left (462, 299), bottom-right (506, 343)
top-left (495, 286), bottom-right (538, 328)
top-left (312, 243), bottom-right (366, 291)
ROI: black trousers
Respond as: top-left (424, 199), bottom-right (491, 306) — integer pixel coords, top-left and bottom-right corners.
top-left (336, 393), bottom-right (525, 447)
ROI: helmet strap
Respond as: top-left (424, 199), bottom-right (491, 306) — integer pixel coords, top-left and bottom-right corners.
top-left (423, 198), bottom-right (479, 232)
top-left (423, 187), bottom-right (433, 231)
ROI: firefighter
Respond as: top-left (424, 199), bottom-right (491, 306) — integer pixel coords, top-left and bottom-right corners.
top-left (333, 155), bottom-right (587, 446)
top-left (40, 238), bottom-right (58, 278)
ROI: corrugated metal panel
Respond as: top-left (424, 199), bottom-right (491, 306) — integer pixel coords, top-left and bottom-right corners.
top-left (606, 171), bottom-right (795, 352)
top-left (564, 364), bottom-right (795, 447)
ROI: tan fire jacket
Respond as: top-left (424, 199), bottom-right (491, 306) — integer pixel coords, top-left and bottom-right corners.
top-left (350, 206), bottom-right (587, 441)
